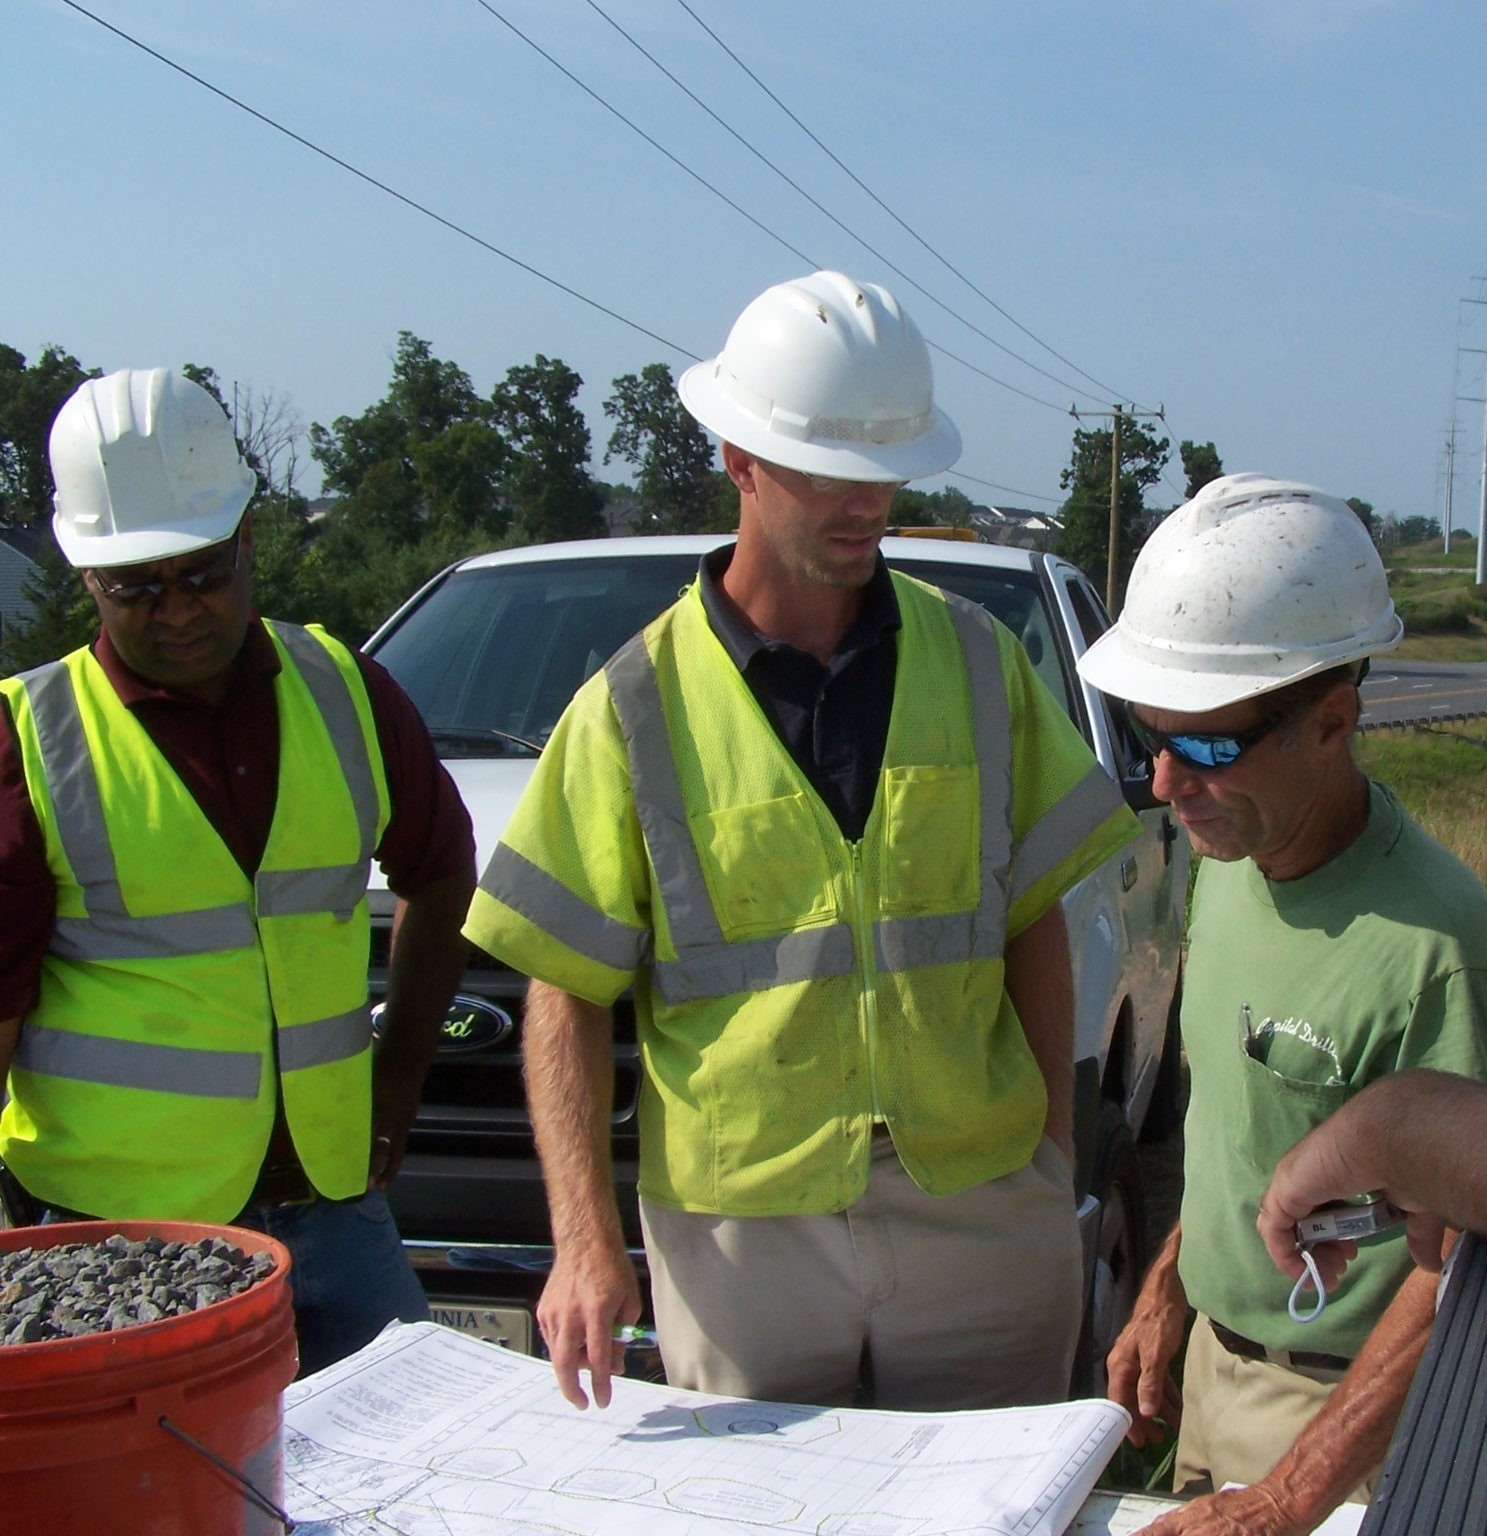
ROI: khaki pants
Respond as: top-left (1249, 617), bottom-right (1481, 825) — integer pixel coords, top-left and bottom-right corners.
top-left (641, 1132), bottom-right (1081, 1411)
top-left (1175, 1312), bottom-right (1374, 1503)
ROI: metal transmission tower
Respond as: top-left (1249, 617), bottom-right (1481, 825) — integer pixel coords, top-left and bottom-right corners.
top-left (1464, 291), bottom-right (1487, 586)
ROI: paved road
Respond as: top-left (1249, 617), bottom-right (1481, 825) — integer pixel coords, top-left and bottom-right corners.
top-left (1360, 659), bottom-right (1487, 729)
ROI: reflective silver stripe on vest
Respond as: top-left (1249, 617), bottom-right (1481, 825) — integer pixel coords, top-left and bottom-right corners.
top-left (1008, 762), bottom-right (1122, 906)
top-left (23, 661), bottom-right (130, 921)
top-left (607, 589), bottom-right (1015, 1004)
top-left (269, 622), bottom-right (380, 861)
top-left (480, 843), bottom-right (649, 974)
top-left (52, 906), bottom-right (258, 963)
top-left (605, 634), bottom-right (727, 952)
top-left (22, 661), bottom-right (257, 959)
top-left (257, 864), bottom-right (367, 920)
top-left (653, 924), bottom-right (858, 1008)
top-left (12, 1022), bottom-right (261, 1099)
top-left (277, 1005), bottom-right (372, 1072)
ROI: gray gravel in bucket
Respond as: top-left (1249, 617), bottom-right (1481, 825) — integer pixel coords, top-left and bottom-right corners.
top-left (0, 1234), bottom-right (275, 1345)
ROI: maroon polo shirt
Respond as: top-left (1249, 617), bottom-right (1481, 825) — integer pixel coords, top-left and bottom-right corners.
top-left (0, 616), bottom-right (474, 1020)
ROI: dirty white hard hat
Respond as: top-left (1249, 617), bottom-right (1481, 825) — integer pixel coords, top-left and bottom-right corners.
top-left (677, 270), bottom-right (961, 483)
top-left (1076, 473), bottom-right (1403, 713)
top-left (50, 368), bottom-right (256, 568)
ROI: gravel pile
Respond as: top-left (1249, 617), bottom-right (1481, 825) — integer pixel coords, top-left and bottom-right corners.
top-left (0, 1234), bottom-right (275, 1346)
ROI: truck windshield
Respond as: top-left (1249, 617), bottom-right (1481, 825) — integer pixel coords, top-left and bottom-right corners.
top-left (370, 550), bottom-right (1068, 756)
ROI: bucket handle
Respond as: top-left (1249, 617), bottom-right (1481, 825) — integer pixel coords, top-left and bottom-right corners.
top-left (158, 1416), bottom-right (296, 1533)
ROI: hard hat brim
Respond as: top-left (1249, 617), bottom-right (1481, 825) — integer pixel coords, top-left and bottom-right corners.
top-left (1076, 616), bottom-right (1404, 714)
top-left (53, 493), bottom-right (250, 569)
top-left (678, 358), bottom-right (962, 482)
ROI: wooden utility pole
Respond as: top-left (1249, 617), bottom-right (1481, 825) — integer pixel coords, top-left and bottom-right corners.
top-left (1068, 401), bottom-right (1164, 615)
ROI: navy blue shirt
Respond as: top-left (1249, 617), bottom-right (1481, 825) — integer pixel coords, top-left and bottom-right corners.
top-left (697, 546), bottom-right (901, 842)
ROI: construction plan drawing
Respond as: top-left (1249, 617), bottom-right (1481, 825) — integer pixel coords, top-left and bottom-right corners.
top-left (282, 1321), bottom-right (1130, 1536)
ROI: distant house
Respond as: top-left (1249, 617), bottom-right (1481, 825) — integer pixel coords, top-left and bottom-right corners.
top-left (0, 526), bottom-right (42, 649)
top-left (968, 505), bottom-right (1063, 551)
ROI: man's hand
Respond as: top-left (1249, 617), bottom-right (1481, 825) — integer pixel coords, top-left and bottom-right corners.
top-left (1137, 1483), bottom-right (1305, 1536)
top-left (524, 980), bottom-right (635, 1410)
top-left (537, 1236), bottom-right (642, 1411)
top-left (1106, 1225), bottom-right (1187, 1448)
top-left (1257, 1070), bottom-right (1487, 1278)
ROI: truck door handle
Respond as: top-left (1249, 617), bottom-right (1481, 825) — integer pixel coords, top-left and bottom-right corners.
top-left (1120, 857), bottom-right (1138, 892)
top-left (1159, 814), bottom-right (1179, 867)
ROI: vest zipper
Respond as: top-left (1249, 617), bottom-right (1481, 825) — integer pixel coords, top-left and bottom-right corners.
top-left (848, 842), bottom-right (882, 1119)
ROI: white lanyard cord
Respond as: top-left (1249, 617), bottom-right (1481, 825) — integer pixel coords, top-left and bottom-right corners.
top-left (1288, 1247), bottom-right (1328, 1324)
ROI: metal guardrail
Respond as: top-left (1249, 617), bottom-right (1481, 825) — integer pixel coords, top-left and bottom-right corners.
top-left (1358, 710), bottom-right (1487, 732)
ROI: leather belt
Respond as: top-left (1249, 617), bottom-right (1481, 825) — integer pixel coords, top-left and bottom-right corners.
top-left (246, 1162), bottom-right (318, 1208)
top-left (1210, 1318), bottom-right (1350, 1373)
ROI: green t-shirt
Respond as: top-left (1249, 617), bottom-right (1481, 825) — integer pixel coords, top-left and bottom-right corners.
top-left (1178, 781), bottom-right (1487, 1358)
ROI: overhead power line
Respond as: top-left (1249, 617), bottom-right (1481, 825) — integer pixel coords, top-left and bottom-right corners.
top-left (58, 0), bottom-right (698, 360)
top-left (469, 0), bottom-right (1085, 415)
top-left (570, 0), bottom-right (1112, 409)
top-left (671, 0), bottom-right (1143, 410)
top-left (947, 469), bottom-right (1063, 506)
top-left (468, 0), bottom-right (816, 271)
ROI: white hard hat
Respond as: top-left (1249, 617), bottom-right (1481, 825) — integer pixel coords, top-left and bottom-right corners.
top-left (50, 368), bottom-right (256, 567)
top-left (677, 270), bottom-right (961, 482)
top-left (1076, 473), bottom-right (1403, 713)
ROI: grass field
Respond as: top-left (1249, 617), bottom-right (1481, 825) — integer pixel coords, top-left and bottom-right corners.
top-left (1355, 725), bottom-right (1487, 879)
top-left (1387, 539), bottom-right (1487, 660)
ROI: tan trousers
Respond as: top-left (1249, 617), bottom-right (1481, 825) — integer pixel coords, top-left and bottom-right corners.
top-left (1175, 1312), bottom-right (1374, 1503)
top-left (640, 1132), bottom-right (1082, 1411)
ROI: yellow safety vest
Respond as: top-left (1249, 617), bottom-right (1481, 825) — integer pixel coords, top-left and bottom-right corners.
top-left (0, 622), bottom-right (391, 1221)
top-left (468, 574), bottom-right (1135, 1215)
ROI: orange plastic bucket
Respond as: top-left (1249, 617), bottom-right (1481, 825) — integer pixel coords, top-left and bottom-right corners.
top-left (0, 1219), bottom-right (298, 1534)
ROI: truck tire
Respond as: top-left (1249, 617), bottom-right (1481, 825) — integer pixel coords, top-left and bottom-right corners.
top-left (1071, 1101), bottom-right (1148, 1398)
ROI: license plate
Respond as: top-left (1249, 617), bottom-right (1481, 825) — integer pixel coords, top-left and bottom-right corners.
top-left (428, 1297), bottom-right (535, 1353)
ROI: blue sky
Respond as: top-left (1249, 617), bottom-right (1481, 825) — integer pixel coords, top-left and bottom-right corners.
top-left (8, 0), bottom-right (1487, 525)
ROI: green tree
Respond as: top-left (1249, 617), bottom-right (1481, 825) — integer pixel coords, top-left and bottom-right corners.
top-left (299, 333), bottom-right (512, 640)
top-left (1397, 514), bottom-right (1442, 546)
top-left (1178, 440), bottom-right (1223, 500)
top-left (1055, 417), bottom-right (1170, 602)
top-left (491, 355), bottom-right (604, 545)
top-left (1345, 496), bottom-right (1380, 549)
top-left (603, 364), bottom-right (724, 533)
top-left (0, 345), bottom-right (98, 527)
top-left (0, 346), bottom-right (101, 672)
top-left (309, 333), bottom-right (508, 547)
top-left (891, 485), bottom-right (975, 529)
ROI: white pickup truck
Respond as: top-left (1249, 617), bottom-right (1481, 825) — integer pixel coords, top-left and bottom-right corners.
top-left (364, 533), bottom-right (1189, 1394)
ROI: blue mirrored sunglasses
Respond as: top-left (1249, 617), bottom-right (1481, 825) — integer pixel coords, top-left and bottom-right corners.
top-left (1126, 709), bottom-right (1284, 772)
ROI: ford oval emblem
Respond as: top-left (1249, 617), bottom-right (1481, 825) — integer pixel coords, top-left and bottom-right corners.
top-left (438, 996), bottom-right (516, 1053)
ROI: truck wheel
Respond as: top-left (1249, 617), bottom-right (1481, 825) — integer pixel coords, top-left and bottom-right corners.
top-left (1071, 1102), bottom-right (1148, 1398)
top-left (1138, 983), bottom-right (1185, 1145)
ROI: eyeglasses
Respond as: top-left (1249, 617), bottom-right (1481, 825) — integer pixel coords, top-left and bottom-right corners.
top-left (802, 472), bottom-right (907, 495)
top-left (1126, 707), bottom-right (1288, 772)
top-left (91, 531), bottom-right (242, 608)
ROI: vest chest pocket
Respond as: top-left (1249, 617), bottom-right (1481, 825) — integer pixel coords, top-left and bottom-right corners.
top-left (689, 793), bottom-right (836, 938)
top-left (880, 764), bottom-right (979, 915)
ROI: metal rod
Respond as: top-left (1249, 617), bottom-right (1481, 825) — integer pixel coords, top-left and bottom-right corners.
top-left (158, 1415), bottom-right (296, 1532)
